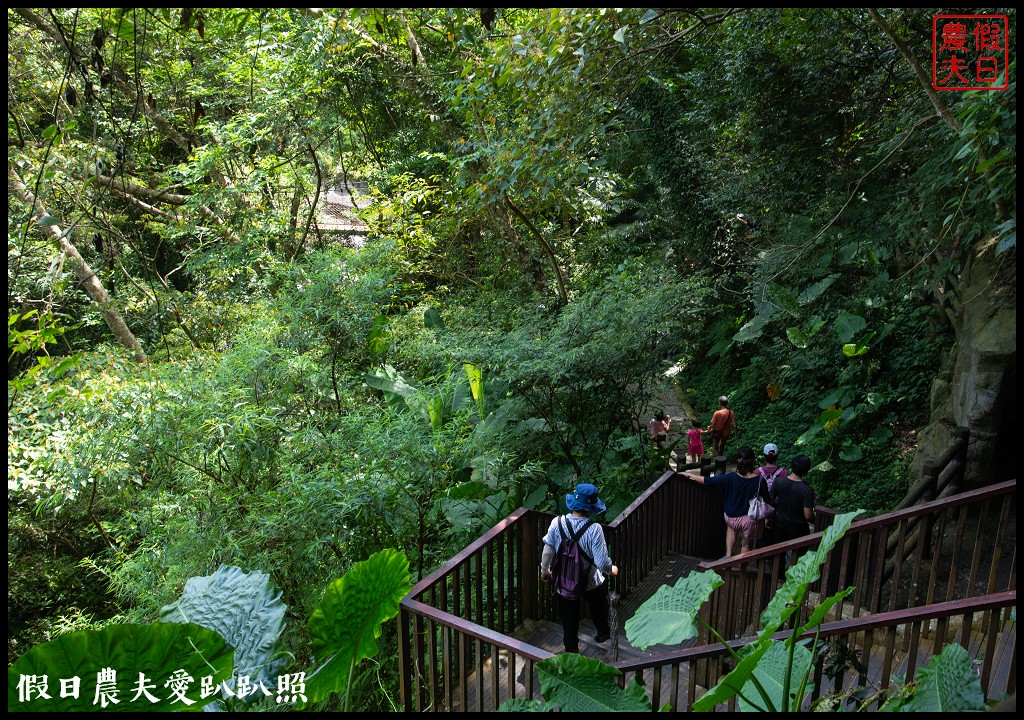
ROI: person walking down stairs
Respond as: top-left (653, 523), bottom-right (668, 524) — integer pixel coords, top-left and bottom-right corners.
top-left (709, 395), bottom-right (738, 457)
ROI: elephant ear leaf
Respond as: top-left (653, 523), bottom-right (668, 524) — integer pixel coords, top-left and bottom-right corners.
top-left (160, 565), bottom-right (287, 701)
top-left (896, 643), bottom-right (985, 712)
top-left (8, 622), bottom-right (232, 712)
top-left (736, 639), bottom-right (814, 712)
top-left (535, 653), bottom-right (651, 712)
top-left (302, 549), bottom-right (412, 706)
top-left (625, 571), bottom-right (723, 650)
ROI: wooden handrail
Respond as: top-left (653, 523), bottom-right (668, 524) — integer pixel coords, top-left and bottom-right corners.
top-left (605, 469), bottom-right (676, 529)
top-left (401, 597), bottom-right (554, 661)
top-left (700, 479), bottom-right (1016, 572)
top-left (614, 590), bottom-right (1016, 672)
top-left (693, 479), bottom-right (1015, 651)
top-left (408, 507), bottom-right (530, 599)
top-left (611, 591), bottom-right (1016, 710)
top-left (900, 425), bottom-right (971, 509)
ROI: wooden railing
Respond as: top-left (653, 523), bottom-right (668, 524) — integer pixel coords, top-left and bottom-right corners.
top-left (693, 479), bottom-right (1016, 644)
top-left (397, 471), bottom-right (724, 710)
top-left (616, 590), bottom-right (1016, 711)
top-left (606, 470), bottom-right (725, 595)
top-left (397, 474), bottom-right (1016, 711)
top-left (900, 425), bottom-right (972, 509)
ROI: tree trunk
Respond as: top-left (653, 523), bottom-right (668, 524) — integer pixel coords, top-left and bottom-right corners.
top-left (504, 193), bottom-right (569, 305)
top-left (10, 169), bottom-right (147, 363)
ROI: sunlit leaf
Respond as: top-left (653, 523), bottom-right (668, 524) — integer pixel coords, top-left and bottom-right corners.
top-left (160, 565), bottom-right (287, 701)
top-left (303, 549), bottom-right (411, 707)
top-left (897, 643), bottom-right (985, 712)
top-left (625, 571), bottom-right (723, 649)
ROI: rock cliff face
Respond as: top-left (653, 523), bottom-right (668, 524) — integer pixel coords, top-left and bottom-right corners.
top-left (910, 237), bottom-right (1016, 489)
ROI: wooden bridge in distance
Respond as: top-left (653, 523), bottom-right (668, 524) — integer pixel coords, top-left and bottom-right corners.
top-left (317, 179), bottom-right (369, 244)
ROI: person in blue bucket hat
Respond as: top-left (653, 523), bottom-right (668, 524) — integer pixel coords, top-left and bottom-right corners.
top-left (540, 483), bottom-right (619, 654)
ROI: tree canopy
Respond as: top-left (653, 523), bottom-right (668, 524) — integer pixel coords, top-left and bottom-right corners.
top-left (7, 7), bottom-right (1015, 711)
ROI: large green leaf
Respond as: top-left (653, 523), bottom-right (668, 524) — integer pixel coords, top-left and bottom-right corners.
top-left (695, 511), bottom-right (864, 711)
top-left (497, 697), bottom-right (553, 711)
top-left (8, 623), bottom-right (232, 712)
top-left (833, 313), bottom-right (866, 343)
top-left (303, 549), bottom-right (411, 706)
top-left (159, 565), bottom-right (287, 699)
top-left (535, 654), bottom-right (651, 712)
top-left (796, 275), bottom-right (838, 305)
top-left (464, 362), bottom-right (485, 417)
top-left (364, 364), bottom-right (419, 405)
top-left (363, 365), bottom-right (429, 423)
top-left (786, 327), bottom-right (810, 348)
top-left (800, 587), bottom-right (854, 630)
top-left (759, 510), bottom-right (864, 633)
top-left (423, 306), bottom-right (445, 330)
top-left (897, 643), bottom-right (986, 712)
top-left (624, 571), bottom-right (724, 650)
top-left (733, 312), bottom-right (773, 343)
top-left (692, 638), bottom-right (774, 711)
top-left (736, 639), bottom-right (814, 712)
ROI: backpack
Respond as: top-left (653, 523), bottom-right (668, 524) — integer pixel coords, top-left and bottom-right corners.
top-left (551, 516), bottom-right (596, 601)
top-left (711, 409), bottom-right (734, 440)
top-left (757, 467), bottom-right (786, 493)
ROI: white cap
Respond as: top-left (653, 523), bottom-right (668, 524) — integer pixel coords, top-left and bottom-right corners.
top-left (719, 395), bottom-right (728, 404)
top-left (764, 443), bottom-right (778, 456)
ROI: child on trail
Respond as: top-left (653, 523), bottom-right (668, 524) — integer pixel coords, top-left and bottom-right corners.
top-left (648, 411), bottom-right (671, 449)
top-left (687, 419), bottom-right (708, 464)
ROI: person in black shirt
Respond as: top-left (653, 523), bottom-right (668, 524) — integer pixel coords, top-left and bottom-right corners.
top-left (769, 454), bottom-right (816, 543)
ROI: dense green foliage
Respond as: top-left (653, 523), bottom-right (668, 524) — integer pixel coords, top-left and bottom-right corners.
top-left (8, 8), bottom-right (1015, 711)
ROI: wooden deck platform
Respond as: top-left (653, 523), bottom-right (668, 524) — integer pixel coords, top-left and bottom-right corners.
top-left (456, 552), bottom-right (1016, 711)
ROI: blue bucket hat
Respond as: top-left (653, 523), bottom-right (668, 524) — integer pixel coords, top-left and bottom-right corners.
top-left (566, 483), bottom-right (606, 514)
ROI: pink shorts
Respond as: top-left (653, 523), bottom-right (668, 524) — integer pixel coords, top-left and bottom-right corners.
top-left (724, 513), bottom-right (765, 541)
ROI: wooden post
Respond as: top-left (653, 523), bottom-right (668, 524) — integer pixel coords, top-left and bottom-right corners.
top-left (398, 605), bottom-right (413, 710)
top-left (521, 512), bottom-right (539, 620)
top-left (715, 455), bottom-right (727, 477)
top-left (922, 462), bottom-right (939, 502)
top-left (701, 454), bottom-right (712, 477)
top-left (920, 462), bottom-right (940, 558)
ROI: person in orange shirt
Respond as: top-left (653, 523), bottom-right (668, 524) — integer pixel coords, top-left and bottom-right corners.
top-left (709, 395), bottom-right (738, 457)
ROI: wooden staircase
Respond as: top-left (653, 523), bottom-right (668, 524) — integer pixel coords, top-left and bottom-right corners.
top-left (398, 454), bottom-right (1016, 711)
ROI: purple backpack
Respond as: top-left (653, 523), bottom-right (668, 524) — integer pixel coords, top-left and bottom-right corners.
top-left (551, 517), bottom-right (596, 601)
